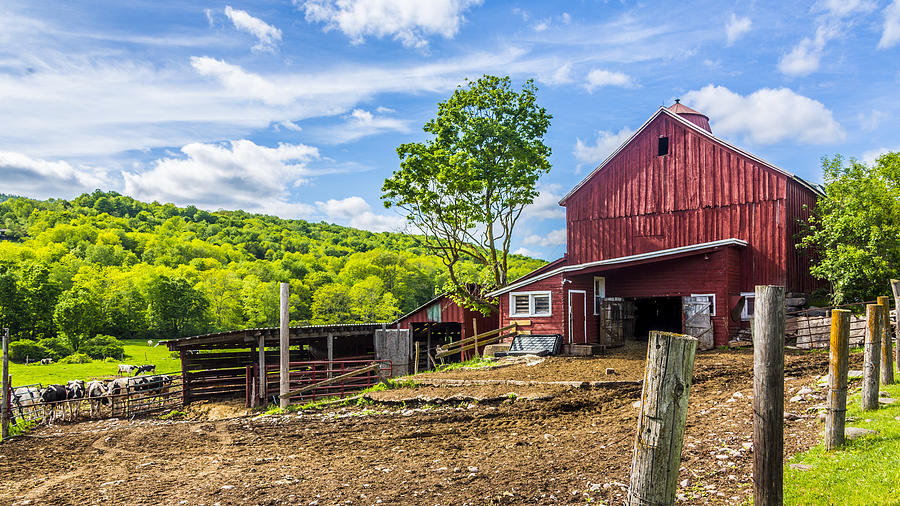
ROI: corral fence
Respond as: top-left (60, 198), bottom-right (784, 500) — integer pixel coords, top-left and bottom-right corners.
top-left (8, 375), bottom-right (183, 426)
top-left (245, 359), bottom-right (391, 407)
top-left (788, 300), bottom-right (897, 348)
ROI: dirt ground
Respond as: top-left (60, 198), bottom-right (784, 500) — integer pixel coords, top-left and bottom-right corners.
top-left (0, 344), bottom-right (854, 505)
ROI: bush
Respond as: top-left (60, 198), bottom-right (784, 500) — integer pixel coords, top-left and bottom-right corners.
top-left (38, 337), bottom-right (74, 360)
top-left (8, 340), bottom-right (51, 363)
top-left (58, 352), bottom-right (92, 364)
top-left (80, 334), bottom-right (125, 359)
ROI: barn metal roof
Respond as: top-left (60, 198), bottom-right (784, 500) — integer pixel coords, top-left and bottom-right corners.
top-left (559, 106), bottom-right (824, 206)
top-left (486, 238), bottom-right (748, 297)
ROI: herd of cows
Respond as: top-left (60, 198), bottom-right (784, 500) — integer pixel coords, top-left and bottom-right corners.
top-left (10, 364), bottom-right (176, 424)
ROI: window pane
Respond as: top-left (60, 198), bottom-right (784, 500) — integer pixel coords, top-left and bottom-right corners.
top-left (533, 295), bottom-right (550, 315)
top-left (513, 295), bottom-right (530, 315)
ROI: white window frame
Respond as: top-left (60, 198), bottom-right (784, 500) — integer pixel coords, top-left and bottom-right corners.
top-left (740, 292), bottom-right (755, 321)
top-left (690, 293), bottom-right (716, 316)
top-left (509, 291), bottom-right (552, 317)
top-left (593, 277), bottom-right (606, 315)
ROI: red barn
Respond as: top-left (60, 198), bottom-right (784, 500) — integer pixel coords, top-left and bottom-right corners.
top-left (392, 293), bottom-right (499, 361)
top-left (488, 102), bottom-right (823, 348)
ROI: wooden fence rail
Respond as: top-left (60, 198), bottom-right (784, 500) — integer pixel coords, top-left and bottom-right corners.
top-left (435, 323), bottom-right (517, 359)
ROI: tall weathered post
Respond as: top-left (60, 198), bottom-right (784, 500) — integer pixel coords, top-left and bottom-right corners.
top-left (626, 331), bottom-right (698, 506)
top-left (2, 328), bottom-right (9, 439)
top-left (279, 282), bottom-right (290, 409)
top-left (861, 303), bottom-right (883, 411)
top-left (877, 296), bottom-right (894, 385)
top-left (893, 280), bottom-right (900, 375)
top-left (753, 285), bottom-right (785, 506)
top-left (825, 309), bottom-right (850, 450)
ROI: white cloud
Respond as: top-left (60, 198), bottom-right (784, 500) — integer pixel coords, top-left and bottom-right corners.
top-left (879, 0), bottom-right (900, 49)
top-left (329, 108), bottom-right (410, 144)
top-left (573, 127), bottom-right (634, 170)
top-left (778, 27), bottom-right (830, 77)
top-left (275, 120), bottom-right (303, 132)
top-left (561, 12), bottom-right (571, 24)
top-left (861, 146), bottom-right (898, 166)
top-left (523, 228), bottom-right (567, 247)
top-left (584, 69), bottom-right (635, 91)
top-left (682, 85), bottom-right (845, 145)
top-left (513, 247), bottom-right (541, 257)
top-left (533, 18), bottom-right (551, 32)
top-left (122, 139), bottom-right (319, 217)
top-left (224, 6), bottom-right (282, 52)
top-left (299, 0), bottom-right (483, 48)
top-left (316, 196), bottom-right (406, 232)
top-left (0, 151), bottom-right (107, 199)
top-left (191, 56), bottom-right (287, 105)
top-left (858, 110), bottom-right (887, 131)
top-left (779, 1), bottom-right (875, 76)
top-left (521, 184), bottom-right (566, 220)
top-left (725, 13), bottom-right (752, 46)
top-left (538, 62), bottom-right (574, 85)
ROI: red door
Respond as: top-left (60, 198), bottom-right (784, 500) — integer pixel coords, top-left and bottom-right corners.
top-left (568, 290), bottom-right (587, 343)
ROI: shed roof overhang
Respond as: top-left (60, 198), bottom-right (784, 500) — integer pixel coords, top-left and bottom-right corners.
top-left (162, 323), bottom-right (381, 351)
top-left (486, 238), bottom-right (748, 297)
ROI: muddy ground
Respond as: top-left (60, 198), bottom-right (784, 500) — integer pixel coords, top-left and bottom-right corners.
top-left (0, 344), bottom-right (855, 505)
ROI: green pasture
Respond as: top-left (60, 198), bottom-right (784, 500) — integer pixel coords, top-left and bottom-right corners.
top-left (7, 339), bottom-right (180, 387)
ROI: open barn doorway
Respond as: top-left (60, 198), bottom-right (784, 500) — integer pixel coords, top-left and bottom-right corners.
top-left (411, 322), bottom-right (462, 370)
top-left (630, 297), bottom-right (683, 339)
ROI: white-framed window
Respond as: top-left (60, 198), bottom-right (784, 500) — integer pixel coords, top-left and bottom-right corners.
top-left (509, 291), bottom-right (552, 317)
top-left (690, 293), bottom-right (716, 316)
top-left (593, 276), bottom-right (606, 315)
top-left (740, 292), bottom-right (755, 321)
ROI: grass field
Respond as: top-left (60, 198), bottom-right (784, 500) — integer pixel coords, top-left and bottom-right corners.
top-left (784, 381), bottom-right (900, 505)
top-left (7, 339), bottom-right (181, 387)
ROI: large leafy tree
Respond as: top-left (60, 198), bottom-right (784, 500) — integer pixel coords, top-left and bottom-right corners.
top-left (382, 75), bottom-right (552, 310)
top-left (799, 153), bottom-right (900, 303)
top-left (53, 287), bottom-right (102, 351)
top-left (146, 274), bottom-right (209, 337)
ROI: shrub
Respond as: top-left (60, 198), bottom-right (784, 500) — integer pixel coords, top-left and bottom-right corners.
top-left (38, 337), bottom-right (74, 360)
top-left (58, 352), bottom-right (92, 364)
top-left (80, 334), bottom-right (125, 359)
top-left (8, 340), bottom-right (51, 363)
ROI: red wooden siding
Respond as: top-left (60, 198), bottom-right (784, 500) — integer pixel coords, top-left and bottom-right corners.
top-left (564, 113), bottom-right (819, 293)
top-left (395, 296), bottom-right (499, 345)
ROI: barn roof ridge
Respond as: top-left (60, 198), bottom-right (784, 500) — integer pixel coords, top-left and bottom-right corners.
top-left (486, 238), bottom-right (748, 297)
top-left (558, 107), bottom-right (824, 206)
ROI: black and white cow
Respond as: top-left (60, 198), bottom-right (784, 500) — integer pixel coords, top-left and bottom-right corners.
top-left (133, 364), bottom-right (156, 376)
top-left (12, 386), bottom-right (42, 420)
top-left (65, 380), bottom-right (86, 420)
top-left (86, 380), bottom-right (109, 418)
top-left (106, 377), bottom-right (131, 416)
top-left (117, 364), bottom-right (137, 375)
top-left (40, 384), bottom-right (68, 423)
top-left (39, 358), bottom-right (53, 365)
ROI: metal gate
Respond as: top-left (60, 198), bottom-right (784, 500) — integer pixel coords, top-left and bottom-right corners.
top-left (598, 297), bottom-right (626, 348)
top-left (683, 296), bottom-right (713, 350)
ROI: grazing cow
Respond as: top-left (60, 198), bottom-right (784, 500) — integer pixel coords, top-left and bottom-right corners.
top-left (106, 377), bottom-right (131, 417)
top-left (147, 340), bottom-right (153, 347)
top-left (133, 364), bottom-right (156, 376)
top-left (65, 380), bottom-right (86, 420)
top-left (40, 358), bottom-right (53, 365)
top-left (117, 364), bottom-right (136, 375)
top-left (86, 380), bottom-right (109, 418)
top-left (40, 385), bottom-right (68, 423)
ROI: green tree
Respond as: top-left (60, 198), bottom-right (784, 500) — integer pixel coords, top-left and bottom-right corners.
top-left (146, 274), bottom-right (209, 336)
top-left (382, 75), bottom-right (552, 310)
top-left (53, 287), bottom-right (102, 351)
top-left (17, 262), bottom-right (60, 340)
top-left (799, 153), bottom-right (900, 303)
top-left (310, 283), bottom-right (354, 324)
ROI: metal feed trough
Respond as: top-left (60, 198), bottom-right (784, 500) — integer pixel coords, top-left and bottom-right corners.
top-left (494, 334), bottom-right (562, 357)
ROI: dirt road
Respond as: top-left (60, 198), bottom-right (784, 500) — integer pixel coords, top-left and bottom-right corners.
top-left (0, 346), bottom-right (843, 505)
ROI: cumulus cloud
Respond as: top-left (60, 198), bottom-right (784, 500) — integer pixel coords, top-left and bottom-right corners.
top-left (327, 108), bottom-right (410, 144)
top-left (521, 184), bottom-right (566, 220)
top-left (122, 139), bottom-right (319, 217)
top-left (316, 196), bottom-right (406, 232)
top-left (573, 127), bottom-right (634, 171)
top-left (191, 56), bottom-right (287, 105)
top-left (584, 69), bottom-right (635, 91)
top-left (513, 247), bottom-right (542, 258)
top-left (682, 85), bottom-right (844, 145)
top-left (224, 6), bottom-right (282, 52)
top-left (879, 0), bottom-right (900, 49)
top-left (537, 62), bottom-right (574, 86)
top-left (299, 0), bottom-right (483, 48)
top-left (523, 228), bottom-right (567, 247)
top-left (779, 0), bottom-right (876, 76)
top-left (861, 146), bottom-right (899, 166)
top-left (0, 151), bottom-right (107, 199)
top-left (725, 13), bottom-right (752, 46)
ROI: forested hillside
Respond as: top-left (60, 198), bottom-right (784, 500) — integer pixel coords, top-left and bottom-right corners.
top-left (0, 191), bottom-right (545, 348)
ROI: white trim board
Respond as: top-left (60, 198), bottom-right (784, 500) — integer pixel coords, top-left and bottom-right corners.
top-left (487, 238), bottom-right (748, 297)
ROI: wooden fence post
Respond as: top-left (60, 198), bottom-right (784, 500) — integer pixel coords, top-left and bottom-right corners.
top-left (279, 282), bottom-right (290, 409)
top-left (473, 318), bottom-right (479, 359)
top-left (258, 335), bottom-right (266, 405)
top-left (877, 296), bottom-right (894, 385)
top-left (2, 328), bottom-right (9, 439)
top-left (626, 331), bottom-right (698, 506)
top-left (892, 280), bottom-right (900, 376)
top-left (414, 341), bottom-right (420, 375)
top-left (825, 309), bottom-right (850, 450)
top-left (861, 303), bottom-right (883, 411)
top-left (753, 285), bottom-right (785, 506)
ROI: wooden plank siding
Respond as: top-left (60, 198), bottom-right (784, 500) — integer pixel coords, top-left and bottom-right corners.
top-left (394, 295), bottom-right (500, 353)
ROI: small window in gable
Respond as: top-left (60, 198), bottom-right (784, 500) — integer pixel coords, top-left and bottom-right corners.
top-left (657, 136), bottom-right (669, 156)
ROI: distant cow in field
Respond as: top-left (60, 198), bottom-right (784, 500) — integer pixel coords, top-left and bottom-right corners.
top-left (118, 364), bottom-right (137, 375)
top-left (86, 380), bottom-right (109, 417)
top-left (133, 364), bottom-right (156, 376)
top-left (39, 358), bottom-right (53, 365)
top-left (40, 385), bottom-right (68, 423)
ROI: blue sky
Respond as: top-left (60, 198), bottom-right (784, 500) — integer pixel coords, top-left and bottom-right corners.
top-left (2, 0), bottom-right (899, 261)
